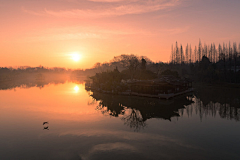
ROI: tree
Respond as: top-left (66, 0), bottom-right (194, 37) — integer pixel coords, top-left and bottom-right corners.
top-left (189, 45), bottom-right (192, 64)
top-left (198, 39), bottom-right (202, 62)
top-left (112, 54), bottom-right (140, 79)
top-left (210, 44), bottom-right (213, 62)
top-left (185, 44), bottom-right (189, 64)
top-left (213, 43), bottom-right (216, 63)
top-left (218, 44), bottom-right (222, 61)
top-left (180, 44), bottom-right (184, 64)
top-left (122, 108), bottom-right (146, 131)
top-left (194, 46), bottom-right (197, 62)
top-left (93, 62), bottom-right (102, 73)
top-left (171, 44), bottom-right (175, 64)
top-left (233, 42), bottom-right (237, 82)
top-left (176, 41), bottom-right (180, 64)
top-left (141, 58), bottom-right (147, 70)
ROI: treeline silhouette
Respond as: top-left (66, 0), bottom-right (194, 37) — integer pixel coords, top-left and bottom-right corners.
top-left (72, 54), bottom-right (157, 78)
top-left (170, 40), bottom-right (240, 83)
top-left (0, 66), bottom-right (85, 90)
top-left (2, 40), bottom-right (240, 85)
top-left (79, 40), bottom-right (240, 84)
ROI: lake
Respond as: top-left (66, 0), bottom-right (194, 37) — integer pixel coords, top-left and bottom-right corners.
top-left (0, 81), bottom-right (240, 160)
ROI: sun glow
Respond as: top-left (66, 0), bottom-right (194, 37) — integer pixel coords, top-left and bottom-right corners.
top-left (74, 86), bottom-right (80, 92)
top-left (71, 52), bottom-right (81, 62)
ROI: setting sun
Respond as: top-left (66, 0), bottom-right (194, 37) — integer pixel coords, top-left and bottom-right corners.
top-left (71, 53), bottom-right (81, 62)
top-left (74, 86), bottom-right (79, 92)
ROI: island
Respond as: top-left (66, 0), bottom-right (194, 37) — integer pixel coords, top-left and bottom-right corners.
top-left (85, 58), bottom-right (193, 99)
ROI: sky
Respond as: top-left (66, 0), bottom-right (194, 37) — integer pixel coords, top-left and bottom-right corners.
top-left (1, 0), bottom-right (240, 69)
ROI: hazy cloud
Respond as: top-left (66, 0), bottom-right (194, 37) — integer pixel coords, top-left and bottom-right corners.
top-left (24, 32), bottom-right (102, 42)
top-left (87, 0), bottom-right (139, 2)
top-left (22, 7), bottom-right (45, 16)
top-left (165, 26), bottom-right (190, 35)
top-left (21, 25), bottom-right (152, 42)
top-left (23, 0), bottom-right (181, 18)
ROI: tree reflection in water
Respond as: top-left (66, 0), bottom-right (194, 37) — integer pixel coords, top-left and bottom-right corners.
top-left (89, 87), bottom-right (240, 131)
top-left (181, 96), bottom-right (240, 121)
top-left (121, 108), bottom-right (146, 131)
top-left (96, 98), bottom-right (126, 117)
top-left (179, 85), bottom-right (240, 121)
top-left (90, 91), bottom-right (194, 131)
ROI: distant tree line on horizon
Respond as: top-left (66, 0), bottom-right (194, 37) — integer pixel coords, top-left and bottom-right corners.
top-left (169, 40), bottom-right (240, 83)
top-left (170, 40), bottom-right (240, 64)
top-left (1, 40), bottom-right (240, 84)
top-left (0, 66), bottom-right (83, 90)
top-left (0, 66), bottom-right (72, 73)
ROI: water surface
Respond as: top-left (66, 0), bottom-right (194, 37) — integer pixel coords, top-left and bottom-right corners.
top-left (0, 82), bottom-right (240, 160)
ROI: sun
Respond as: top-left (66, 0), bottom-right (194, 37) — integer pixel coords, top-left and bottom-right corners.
top-left (71, 52), bottom-right (81, 62)
top-left (74, 86), bottom-right (79, 92)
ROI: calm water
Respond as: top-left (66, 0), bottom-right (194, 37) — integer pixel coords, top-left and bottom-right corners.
top-left (0, 82), bottom-right (240, 160)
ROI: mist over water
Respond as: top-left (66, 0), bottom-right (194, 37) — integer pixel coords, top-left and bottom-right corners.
top-left (0, 80), bottom-right (239, 160)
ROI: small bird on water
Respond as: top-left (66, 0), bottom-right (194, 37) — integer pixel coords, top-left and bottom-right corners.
top-left (43, 122), bottom-right (49, 125)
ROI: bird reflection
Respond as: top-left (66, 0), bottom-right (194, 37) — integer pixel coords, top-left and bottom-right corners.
top-left (43, 126), bottom-right (49, 130)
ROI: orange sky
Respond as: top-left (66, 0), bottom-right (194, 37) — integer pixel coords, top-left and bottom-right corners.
top-left (1, 0), bottom-right (240, 69)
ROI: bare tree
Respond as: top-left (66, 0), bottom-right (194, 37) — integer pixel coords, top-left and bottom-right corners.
top-left (180, 44), bottom-right (184, 64)
top-left (171, 44), bottom-right (174, 63)
top-left (233, 42), bottom-right (237, 82)
top-left (112, 54), bottom-right (140, 79)
top-left (198, 39), bottom-right (202, 62)
top-left (218, 44), bottom-right (222, 61)
top-left (229, 42), bottom-right (232, 72)
top-left (189, 45), bottom-right (192, 64)
top-left (213, 43), bottom-right (216, 63)
top-left (185, 44), bottom-right (189, 64)
top-left (121, 109), bottom-right (146, 131)
top-left (210, 44), bottom-right (213, 62)
top-left (194, 46), bottom-right (197, 62)
top-left (176, 41), bottom-right (180, 64)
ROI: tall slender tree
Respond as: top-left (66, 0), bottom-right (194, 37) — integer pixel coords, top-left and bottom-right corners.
top-left (189, 45), bottom-right (192, 64)
top-left (233, 42), bottom-right (237, 82)
top-left (213, 43), bottom-right (216, 63)
top-left (185, 44), bottom-right (189, 64)
top-left (180, 44), bottom-right (184, 64)
top-left (176, 41), bottom-right (179, 64)
top-left (171, 44), bottom-right (174, 63)
top-left (194, 46), bottom-right (197, 62)
top-left (218, 44), bottom-right (222, 61)
top-left (198, 39), bottom-right (202, 62)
